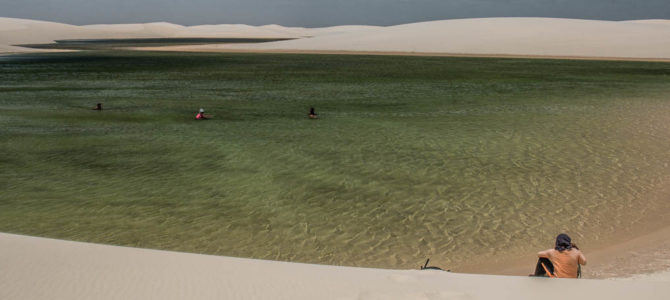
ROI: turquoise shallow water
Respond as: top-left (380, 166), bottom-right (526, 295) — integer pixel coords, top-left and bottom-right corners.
top-left (2, 52), bottom-right (670, 271)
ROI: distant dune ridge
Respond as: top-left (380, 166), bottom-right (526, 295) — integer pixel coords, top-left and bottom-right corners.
top-left (0, 17), bottom-right (308, 53)
top-left (220, 18), bottom-right (670, 59)
top-left (1, 17), bottom-right (670, 59)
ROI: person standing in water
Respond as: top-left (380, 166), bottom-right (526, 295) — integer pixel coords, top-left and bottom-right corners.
top-left (92, 103), bottom-right (103, 110)
top-left (195, 108), bottom-right (210, 120)
top-left (532, 233), bottom-right (587, 278)
top-left (308, 107), bottom-right (318, 119)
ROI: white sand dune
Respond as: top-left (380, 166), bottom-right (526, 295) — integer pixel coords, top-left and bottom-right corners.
top-left (623, 19), bottom-right (670, 25)
top-left (219, 18), bottom-right (670, 59)
top-left (0, 18), bottom-right (90, 53)
top-left (2, 17), bottom-right (669, 59)
top-left (0, 17), bottom-right (304, 54)
top-left (82, 22), bottom-right (186, 38)
top-left (301, 25), bottom-right (382, 37)
top-left (255, 24), bottom-right (382, 38)
top-left (1, 233), bottom-right (669, 300)
top-left (173, 24), bottom-right (302, 38)
top-left (0, 18), bottom-right (180, 53)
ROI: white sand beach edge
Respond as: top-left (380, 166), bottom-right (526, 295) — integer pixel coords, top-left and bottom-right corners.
top-left (1, 233), bottom-right (669, 300)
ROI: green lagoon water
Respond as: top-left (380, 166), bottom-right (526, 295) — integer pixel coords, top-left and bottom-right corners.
top-left (1, 51), bottom-right (670, 271)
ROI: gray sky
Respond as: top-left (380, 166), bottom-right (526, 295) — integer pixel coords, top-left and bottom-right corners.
top-left (1, 0), bottom-right (669, 27)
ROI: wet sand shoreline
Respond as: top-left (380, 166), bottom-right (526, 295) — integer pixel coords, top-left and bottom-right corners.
top-left (457, 175), bottom-right (670, 278)
top-left (465, 225), bottom-right (670, 278)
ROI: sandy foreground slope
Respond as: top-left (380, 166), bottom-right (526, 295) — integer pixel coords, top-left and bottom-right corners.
top-left (2, 17), bottom-right (670, 60)
top-left (1, 233), bottom-right (669, 300)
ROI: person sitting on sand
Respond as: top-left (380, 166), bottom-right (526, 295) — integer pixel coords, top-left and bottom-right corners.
top-left (308, 107), bottom-right (318, 119)
top-left (532, 233), bottom-right (586, 278)
top-left (196, 108), bottom-right (211, 120)
top-left (92, 103), bottom-right (103, 111)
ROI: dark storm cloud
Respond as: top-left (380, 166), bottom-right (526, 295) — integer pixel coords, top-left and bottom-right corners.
top-left (0, 0), bottom-right (668, 26)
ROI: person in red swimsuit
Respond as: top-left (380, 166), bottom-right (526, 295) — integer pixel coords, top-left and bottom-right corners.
top-left (196, 108), bottom-right (211, 120)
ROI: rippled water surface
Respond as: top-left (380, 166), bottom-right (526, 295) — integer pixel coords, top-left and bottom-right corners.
top-left (2, 52), bottom-right (670, 271)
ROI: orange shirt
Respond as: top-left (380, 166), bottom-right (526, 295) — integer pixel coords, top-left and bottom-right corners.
top-left (537, 248), bottom-right (587, 278)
